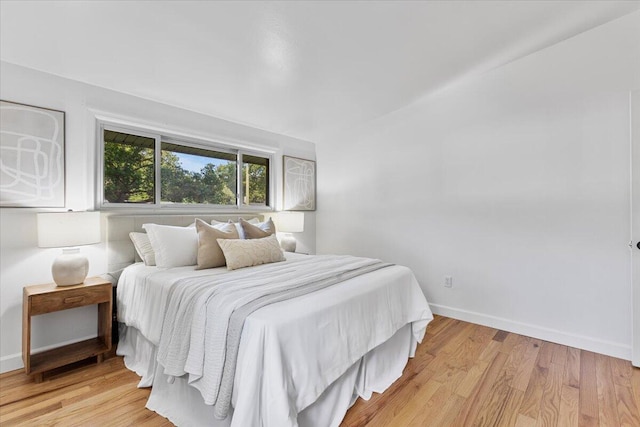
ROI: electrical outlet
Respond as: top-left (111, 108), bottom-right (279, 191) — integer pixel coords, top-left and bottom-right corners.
top-left (444, 276), bottom-right (453, 288)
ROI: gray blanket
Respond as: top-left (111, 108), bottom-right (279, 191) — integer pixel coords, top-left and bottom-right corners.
top-left (155, 255), bottom-right (392, 420)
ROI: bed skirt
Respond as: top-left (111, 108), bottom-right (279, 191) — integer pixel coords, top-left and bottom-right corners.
top-left (118, 323), bottom-right (417, 427)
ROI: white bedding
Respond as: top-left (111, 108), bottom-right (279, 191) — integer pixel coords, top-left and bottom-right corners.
top-left (117, 253), bottom-right (433, 426)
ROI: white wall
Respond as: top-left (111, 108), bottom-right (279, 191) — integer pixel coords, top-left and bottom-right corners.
top-left (0, 62), bottom-right (316, 373)
top-left (317, 12), bottom-right (640, 359)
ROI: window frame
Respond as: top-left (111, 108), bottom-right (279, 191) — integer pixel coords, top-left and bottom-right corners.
top-left (96, 120), bottom-right (274, 211)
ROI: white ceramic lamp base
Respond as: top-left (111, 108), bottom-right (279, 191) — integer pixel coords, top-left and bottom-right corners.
top-left (52, 248), bottom-right (89, 286)
top-left (280, 234), bottom-right (297, 253)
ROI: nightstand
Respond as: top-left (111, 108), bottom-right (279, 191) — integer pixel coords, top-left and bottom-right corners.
top-left (22, 277), bottom-right (112, 383)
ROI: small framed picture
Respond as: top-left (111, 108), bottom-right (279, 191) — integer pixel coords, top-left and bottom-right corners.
top-left (283, 155), bottom-right (316, 211)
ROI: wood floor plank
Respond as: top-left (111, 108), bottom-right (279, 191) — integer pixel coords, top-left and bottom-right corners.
top-left (433, 393), bottom-right (468, 427)
top-left (519, 365), bottom-right (549, 419)
top-left (456, 359), bottom-right (492, 399)
top-left (423, 321), bottom-right (467, 357)
top-left (610, 356), bottom-right (633, 388)
top-left (472, 375), bottom-right (513, 426)
top-left (557, 384), bottom-right (579, 427)
top-left (0, 368), bottom-right (134, 417)
top-left (500, 332), bottom-right (524, 354)
top-left (578, 351), bottom-right (599, 427)
top-left (406, 384), bottom-right (460, 427)
top-left (0, 385), bottom-right (90, 424)
top-left (594, 353), bottom-right (622, 427)
top-left (473, 335), bottom-right (530, 426)
top-left (424, 315), bottom-right (452, 337)
top-left (425, 324), bottom-right (481, 389)
top-left (535, 362), bottom-right (563, 427)
top-left (438, 322), bottom-right (477, 355)
top-left (563, 346), bottom-right (581, 389)
top-left (451, 351), bottom-right (509, 425)
top-left (385, 379), bottom-right (442, 426)
top-left (134, 412), bottom-right (175, 427)
top-left (88, 394), bottom-right (151, 426)
top-left (512, 338), bottom-right (542, 392)
top-left (632, 367), bottom-right (640, 411)
top-left (403, 344), bottom-right (435, 375)
top-left (551, 344), bottom-right (568, 368)
top-left (515, 414), bottom-right (538, 427)
top-left (577, 415), bottom-right (598, 427)
top-left (614, 383), bottom-right (640, 427)
top-left (343, 366), bottom-right (435, 427)
top-left (455, 339), bottom-right (502, 398)
top-left (0, 357), bottom-right (122, 406)
top-left (446, 324), bottom-right (497, 372)
top-left (17, 382), bottom-right (147, 426)
top-left (495, 387), bottom-right (525, 427)
top-left (493, 330), bottom-right (509, 342)
top-left (536, 341), bottom-right (555, 370)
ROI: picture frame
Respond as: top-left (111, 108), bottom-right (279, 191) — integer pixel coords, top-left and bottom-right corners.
top-left (0, 100), bottom-right (65, 208)
top-left (283, 155), bottom-right (316, 211)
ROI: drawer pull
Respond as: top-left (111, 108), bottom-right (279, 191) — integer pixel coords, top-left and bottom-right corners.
top-left (64, 296), bottom-right (84, 304)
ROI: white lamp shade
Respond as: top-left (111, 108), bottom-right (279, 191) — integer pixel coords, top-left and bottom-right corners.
top-left (37, 211), bottom-right (101, 248)
top-left (276, 212), bottom-right (304, 233)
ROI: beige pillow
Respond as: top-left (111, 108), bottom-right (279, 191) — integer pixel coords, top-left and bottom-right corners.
top-left (239, 217), bottom-right (276, 239)
top-left (129, 232), bottom-right (156, 266)
top-left (217, 234), bottom-right (285, 270)
top-left (195, 219), bottom-right (239, 270)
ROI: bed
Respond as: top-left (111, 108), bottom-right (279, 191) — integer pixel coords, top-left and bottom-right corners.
top-left (108, 214), bottom-right (433, 426)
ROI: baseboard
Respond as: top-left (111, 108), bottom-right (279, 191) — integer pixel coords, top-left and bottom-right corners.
top-left (0, 352), bottom-right (23, 374)
top-left (429, 303), bottom-right (631, 361)
top-left (0, 334), bottom-right (97, 374)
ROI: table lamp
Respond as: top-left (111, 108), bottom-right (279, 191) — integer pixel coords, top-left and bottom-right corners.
top-left (37, 211), bottom-right (101, 286)
top-left (276, 212), bottom-right (304, 252)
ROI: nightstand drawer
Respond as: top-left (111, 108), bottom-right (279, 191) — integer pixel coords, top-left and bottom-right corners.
top-left (29, 285), bottom-right (110, 315)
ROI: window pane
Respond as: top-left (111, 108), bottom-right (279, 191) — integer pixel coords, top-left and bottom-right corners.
top-left (161, 142), bottom-right (237, 205)
top-left (242, 155), bottom-right (269, 206)
top-left (103, 130), bottom-right (155, 204)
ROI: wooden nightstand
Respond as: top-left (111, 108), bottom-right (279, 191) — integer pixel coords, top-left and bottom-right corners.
top-left (22, 277), bottom-right (112, 383)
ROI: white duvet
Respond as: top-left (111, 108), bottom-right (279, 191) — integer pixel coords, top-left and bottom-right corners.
top-left (117, 253), bottom-right (433, 426)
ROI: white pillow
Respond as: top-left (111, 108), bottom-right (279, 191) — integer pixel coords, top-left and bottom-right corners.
top-left (239, 217), bottom-right (276, 239)
top-left (211, 218), bottom-right (259, 239)
top-left (217, 234), bottom-right (285, 270)
top-left (142, 223), bottom-right (198, 268)
top-left (129, 232), bottom-right (156, 266)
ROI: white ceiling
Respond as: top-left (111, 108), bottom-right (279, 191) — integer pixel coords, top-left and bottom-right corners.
top-left (1, 1), bottom-right (638, 142)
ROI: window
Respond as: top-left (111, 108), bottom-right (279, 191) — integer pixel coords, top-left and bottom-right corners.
top-left (103, 130), bottom-right (155, 204)
top-left (99, 124), bottom-right (271, 209)
top-left (242, 154), bottom-right (269, 206)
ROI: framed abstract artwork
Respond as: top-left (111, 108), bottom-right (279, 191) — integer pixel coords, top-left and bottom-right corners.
top-left (0, 100), bottom-right (65, 207)
top-left (283, 155), bottom-right (316, 211)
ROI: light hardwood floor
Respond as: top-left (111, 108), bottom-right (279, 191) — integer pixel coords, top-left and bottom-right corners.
top-left (1, 315), bottom-right (639, 426)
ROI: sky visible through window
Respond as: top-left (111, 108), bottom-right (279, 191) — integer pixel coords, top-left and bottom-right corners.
top-left (177, 152), bottom-right (230, 172)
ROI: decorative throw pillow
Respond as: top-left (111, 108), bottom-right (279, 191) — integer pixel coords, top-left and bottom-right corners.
top-left (129, 232), bottom-right (156, 266)
top-left (142, 223), bottom-right (198, 268)
top-left (239, 217), bottom-right (276, 239)
top-left (217, 234), bottom-right (285, 270)
top-left (195, 219), bottom-right (238, 270)
top-left (212, 218), bottom-right (259, 239)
